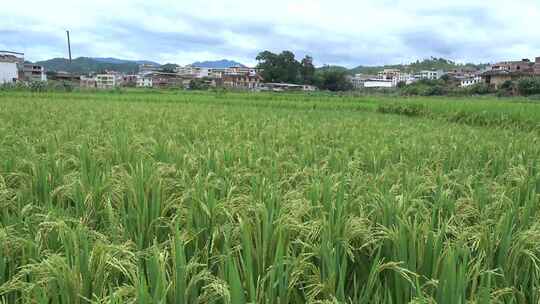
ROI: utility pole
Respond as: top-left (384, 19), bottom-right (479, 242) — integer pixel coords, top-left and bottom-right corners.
top-left (66, 30), bottom-right (72, 64)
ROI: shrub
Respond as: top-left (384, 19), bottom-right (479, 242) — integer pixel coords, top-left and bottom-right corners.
top-left (518, 77), bottom-right (540, 96)
top-left (377, 103), bottom-right (429, 117)
top-left (468, 83), bottom-right (492, 95)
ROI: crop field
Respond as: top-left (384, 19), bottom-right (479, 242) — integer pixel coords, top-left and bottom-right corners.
top-left (1, 90), bottom-right (540, 303)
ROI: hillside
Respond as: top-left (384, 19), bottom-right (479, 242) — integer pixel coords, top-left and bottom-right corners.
top-left (36, 57), bottom-right (142, 74)
top-left (191, 59), bottom-right (245, 68)
top-left (348, 57), bottom-right (489, 75)
top-left (92, 57), bottom-right (160, 66)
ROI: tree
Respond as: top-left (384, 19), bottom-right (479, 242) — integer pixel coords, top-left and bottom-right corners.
top-left (300, 56), bottom-right (315, 85)
top-left (315, 68), bottom-right (353, 91)
top-left (256, 50), bottom-right (300, 83)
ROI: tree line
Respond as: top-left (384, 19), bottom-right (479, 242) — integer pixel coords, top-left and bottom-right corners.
top-left (256, 50), bottom-right (352, 91)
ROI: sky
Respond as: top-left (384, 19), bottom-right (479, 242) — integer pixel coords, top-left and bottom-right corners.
top-left (1, 0), bottom-right (540, 67)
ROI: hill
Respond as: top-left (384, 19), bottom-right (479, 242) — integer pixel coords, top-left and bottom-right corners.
top-left (191, 59), bottom-right (245, 68)
top-left (36, 57), bottom-right (142, 74)
top-left (348, 57), bottom-right (489, 75)
top-left (92, 57), bottom-right (160, 66)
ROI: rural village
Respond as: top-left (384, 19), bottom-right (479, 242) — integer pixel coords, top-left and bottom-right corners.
top-left (2, 49), bottom-right (540, 92)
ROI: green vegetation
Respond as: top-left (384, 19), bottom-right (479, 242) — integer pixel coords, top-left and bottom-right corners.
top-left (37, 57), bottom-right (142, 74)
top-left (349, 57), bottom-right (488, 75)
top-left (1, 90), bottom-right (540, 303)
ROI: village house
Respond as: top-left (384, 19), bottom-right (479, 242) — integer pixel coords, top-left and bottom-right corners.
top-left (221, 73), bottom-right (262, 90)
top-left (415, 70), bottom-right (444, 80)
top-left (482, 58), bottom-right (540, 88)
top-left (363, 78), bottom-right (394, 88)
top-left (136, 75), bottom-right (153, 87)
top-left (0, 51), bottom-right (24, 84)
top-left (263, 83), bottom-right (317, 92)
top-left (460, 76), bottom-right (482, 87)
top-left (96, 74), bottom-right (116, 89)
top-left (22, 63), bottom-right (47, 82)
top-left (122, 75), bottom-right (138, 87)
top-left (147, 72), bottom-right (186, 88)
top-left (139, 64), bottom-right (159, 74)
top-left (47, 71), bottom-right (80, 83)
top-left (80, 75), bottom-right (97, 88)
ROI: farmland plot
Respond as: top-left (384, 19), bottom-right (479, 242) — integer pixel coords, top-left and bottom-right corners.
top-left (1, 91), bottom-right (540, 303)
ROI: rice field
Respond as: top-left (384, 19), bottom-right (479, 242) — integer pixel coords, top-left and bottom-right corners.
top-left (1, 90), bottom-right (540, 303)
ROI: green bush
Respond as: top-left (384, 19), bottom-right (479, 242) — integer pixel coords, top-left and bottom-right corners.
top-left (518, 77), bottom-right (540, 96)
top-left (468, 83), bottom-right (492, 95)
top-left (377, 103), bottom-right (429, 116)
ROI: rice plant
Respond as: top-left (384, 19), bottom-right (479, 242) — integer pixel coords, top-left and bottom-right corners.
top-left (1, 90), bottom-right (540, 303)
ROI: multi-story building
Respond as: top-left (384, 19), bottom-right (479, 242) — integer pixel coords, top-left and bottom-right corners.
top-left (534, 57), bottom-right (540, 75)
top-left (22, 64), bottom-right (47, 82)
top-left (460, 76), bottom-right (482, 87)
top-left (363, 79), bottom-right (394, 88)
top-left (136, 75), bottom-right (153, 87)
top-left (0, 51), bottom-right (24, 84)
top-left (96, 74), bottom-right (118, 89)
top-left (139, 64), bottom-right (159, 74)
top-left (80, 75), bottom-right (97, 88)
top-left (491, 59), bottom-right (534, 73)
top-left (482, 57), bottom-right (540, 89)
top-left (415, 70), bottom-right (444, 80)
top-left (221, 74), bottom-right (262, 90)
top-left (378, 69), bottom-right (401, 80)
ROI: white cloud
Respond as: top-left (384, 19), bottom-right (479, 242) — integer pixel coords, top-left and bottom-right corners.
top-left (1, 0), bottom-right (540, 66)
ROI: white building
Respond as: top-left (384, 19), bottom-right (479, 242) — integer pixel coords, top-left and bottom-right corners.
top-left (96, 74), bottom-right (118, 89)
top-left (22, 64), bottom-right (47, 82)
top-left (460, 76), bottom-right (482, 87)
top-left (0, 62), bottom-right (18, 84)
top-left (392, 73), bottom-right (415, 86)
top-left (363, 79), bottom-right (394, 88)
top-left (0, 51), bottom-right (24, 84)
top-left (137, 75), bottom-right (153, 87)
top-left (416, 70), bottom-right (444, 80)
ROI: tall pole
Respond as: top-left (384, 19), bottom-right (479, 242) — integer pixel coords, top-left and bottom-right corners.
top-left (66, 30), bottom-right (72, 64)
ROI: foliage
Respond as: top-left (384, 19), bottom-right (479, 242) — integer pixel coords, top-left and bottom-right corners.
top-left (36, 57), bottom-right (141, 74)
top-left (315, 69), bottom-right (354, 91)
top-left (255, 51), bottom-right (317, 86)
top-left (517, 77), bottom-right (540, 96)
top-left (349, 57), bottom-right (489, 75)
top-left (188, 79), bottom-right (210, 90)
top-left (256, 50), bottom-right (301, 84)
top-left (300, 56), bottom-right (316, 85)
top-left (1, 91), bottom-right (540, 303)
top-left (159, 63), bottom-right (179, 73)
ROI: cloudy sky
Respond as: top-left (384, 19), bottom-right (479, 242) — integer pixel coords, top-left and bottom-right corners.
top-left (1, 0), bottom-right (540, 67)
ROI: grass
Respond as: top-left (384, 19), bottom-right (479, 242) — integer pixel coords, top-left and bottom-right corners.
top-left (1, 90), bottom-right (540, 303)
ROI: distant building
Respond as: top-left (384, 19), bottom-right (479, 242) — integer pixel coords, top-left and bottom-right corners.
top-left (149, 72), bottom-right (186, 88)
top-left (491, 59), bottom-right (534, 73)
top-left (351, 74), bottom-right (375, 89)
top-left (263, 83), bottom-right (317, 92)
top-left (222, 74), bottom-right (262, 90)
top-left (378, 69), bottom-right (401, 81)
top-left (139, 64), bottom-right (159, 74)
top-left (363, 79), bottom-right (394, 88)
top-left (0, 51), bottom-right (24, 84)
top-left (80, 75), bottom-right (97, 88)
top-left (96, 74), bottom-right (118, 89)
top-left (22, 64), bottom-right (47, 82)
top-left (415, 70), bottom-right (444, 80)
top-left (460, 76), bottom-right (482, 87)
top-left (534, 57), bottom-right (540, 75)
top-left (136, 75), bottom-right (153, 87)
top-left (0, 62), bottom-right (19, 84)
top-left (482, 57), bottom-right (540, 89)
top-left (47, 71), bottom-right (80, 83)
top-left (122, 75), bottom-right (138, 87)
